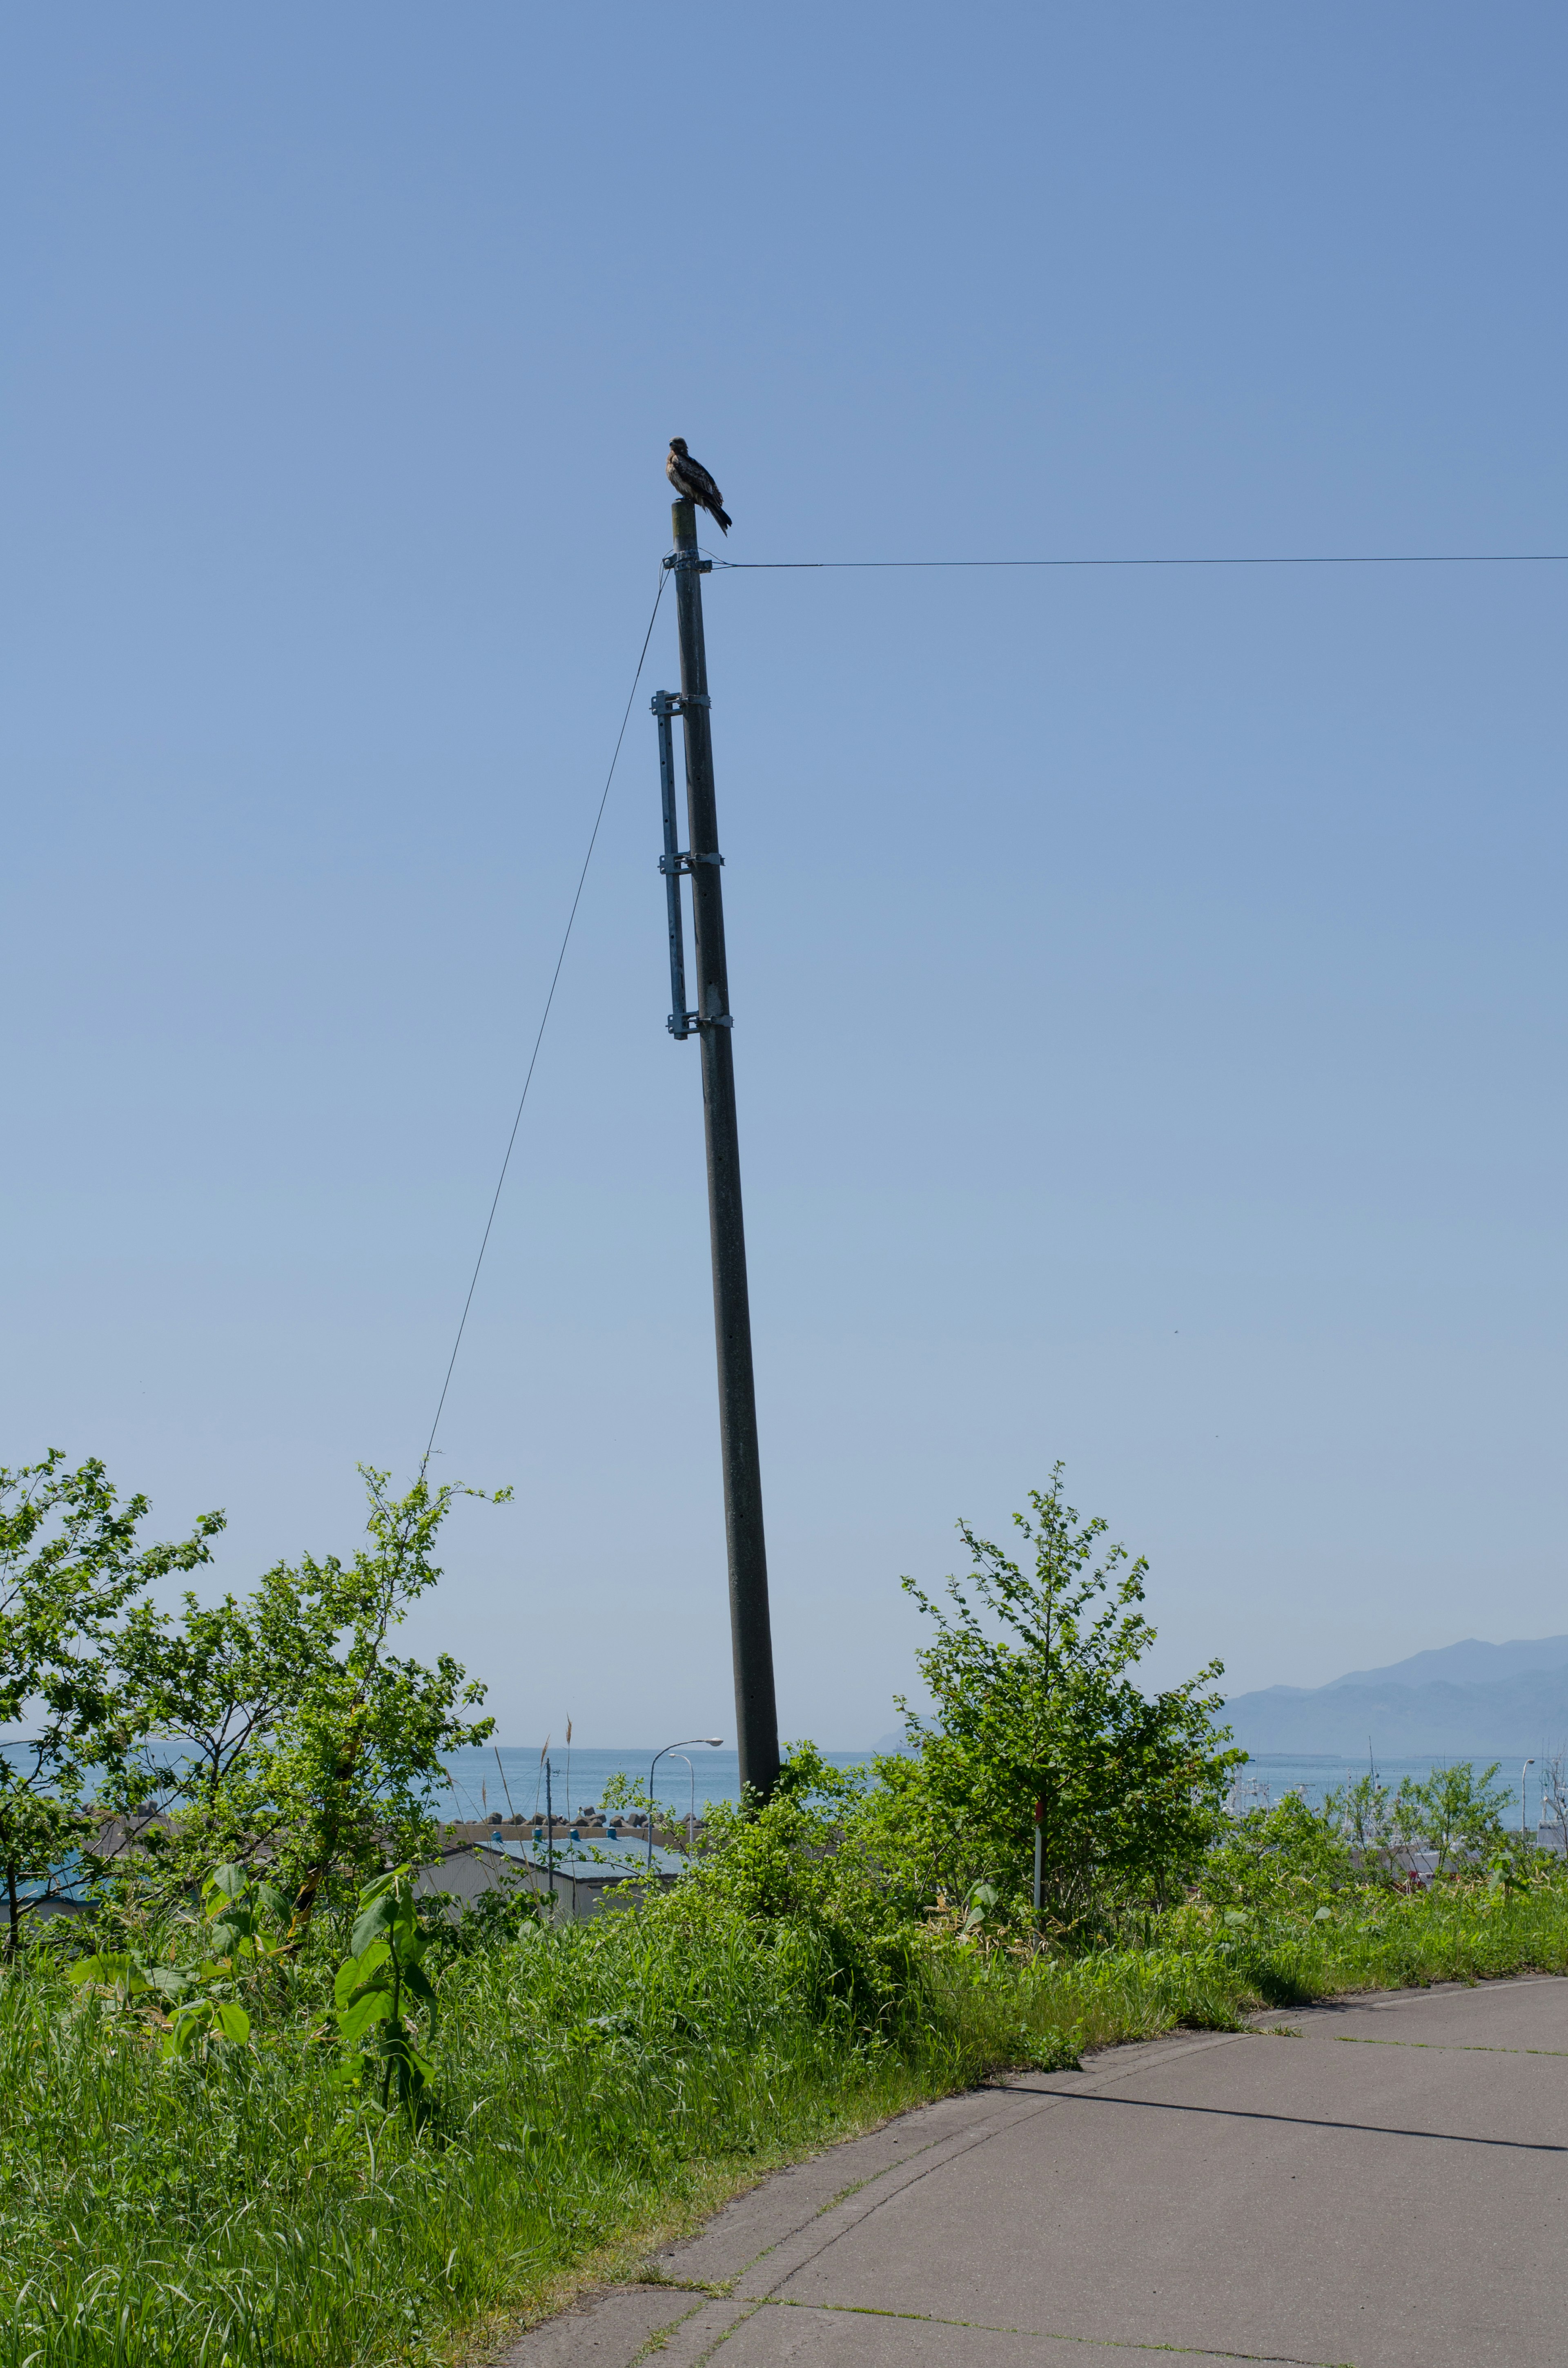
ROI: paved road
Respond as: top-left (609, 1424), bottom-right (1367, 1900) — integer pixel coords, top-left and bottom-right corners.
top-left (505, 1976), bottom-right (1567, 2366)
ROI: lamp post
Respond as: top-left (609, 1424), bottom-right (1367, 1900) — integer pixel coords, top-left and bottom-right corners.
top-left (648, 1737), bottom-right (723, 1871)
top-left (1522, 1758), bottom-right (1535, 1840)
top-left (660, 1753), bottom-right (697, 1848)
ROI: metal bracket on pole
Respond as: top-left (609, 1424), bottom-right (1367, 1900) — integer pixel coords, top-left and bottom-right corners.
top-left (653, 687), bottom-right (731, 1040)
top-left (663, 552), bottom-right (713, 575)
top-left (651, 691), bottom-right (692, 1039)
top-left (667, 1008), bottom-right (732, 1035)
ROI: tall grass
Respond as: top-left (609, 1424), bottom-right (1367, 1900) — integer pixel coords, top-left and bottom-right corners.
top-left (951, 1877), bottom-right (1568, 2064)
top-left (4, 1877), bottom-right (1567, 2368)
top-left (0, 1899), bottom-right (980, 2368)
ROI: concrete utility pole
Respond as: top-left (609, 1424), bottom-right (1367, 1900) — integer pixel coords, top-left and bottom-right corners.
top-left (653, 496), bottom-right (780, 1802)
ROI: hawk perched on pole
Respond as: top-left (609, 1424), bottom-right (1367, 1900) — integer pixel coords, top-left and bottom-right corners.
top-left (667, 438), bottom-right (732, 535)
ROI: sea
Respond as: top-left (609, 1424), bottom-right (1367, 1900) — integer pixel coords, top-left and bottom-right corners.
top-left (435, 1746), bottom-right (874, 1826)
top-left (1228, 1753), bottom-right (1542, 1827)
top-left (437, 1746), bottom-right (1548, 1830)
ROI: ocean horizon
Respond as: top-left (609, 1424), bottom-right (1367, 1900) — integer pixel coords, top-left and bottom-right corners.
top-left (436, 1744), bottom-right (1548, 1830)
top-left (435, 1746), bottom-right (876, 1823)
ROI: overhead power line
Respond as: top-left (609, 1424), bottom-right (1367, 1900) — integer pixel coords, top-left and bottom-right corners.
top-left (712, 550), bottom-right (1567, 572)
top-left (419, 533), bottom-right (1561, 1461)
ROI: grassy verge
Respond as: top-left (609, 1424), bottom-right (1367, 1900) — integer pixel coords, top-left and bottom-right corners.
top-left (949, 1876), bottom-right (1568, 2064)
top-left (3, 1877), bottom-right (1566, 2368)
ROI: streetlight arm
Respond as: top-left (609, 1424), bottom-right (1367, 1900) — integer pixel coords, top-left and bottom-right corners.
top-left (646, 1738), bottom-right (724, 1871)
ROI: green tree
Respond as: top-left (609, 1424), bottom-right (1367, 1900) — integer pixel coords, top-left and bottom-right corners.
top-left (0, 1453), bottom-right (222, 1953)
top-left (869, 1469), bottom-right (1241, 1929)
top-left (1199, 1793), bottom-right (1353, 1913)
top-left (1324, 1769), bottom-right (1396, 1855)
top-left (1391, 1759), bottom-right (1509, 1877)
top-left (115, 1466), bottom-right (504, 1934)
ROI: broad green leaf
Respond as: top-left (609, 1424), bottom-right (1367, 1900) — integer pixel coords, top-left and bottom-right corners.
top-left (68, 1952), bottom-right (147, 1995)
top-left (205, 1863), bottom-right (248, 1907)
top-left (69, 1953), bottom-right (121, 1987)
top-left (143, 1966), bottom-right (194, 2002)
top-left (350, 1864), bottom-right (415, 1953)
top-left (337, 1990), bottom-right (394, 2046)
top-left (401, 1960), bottom-right (439, 2027)
top-left (214, 2001), bottom-right (250, 2042)
top-left (351, 1895), bottom-right (396, 1957)
top-left (334, 1938), bottom-right (390, 2008)
top-left (168, 2003), bottom-right (212, 2057)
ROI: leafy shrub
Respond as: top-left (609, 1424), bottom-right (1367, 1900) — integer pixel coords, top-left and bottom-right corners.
top-left (855, 1471), bottom-right (1241, 1930)
top-left (1198, 1795), bottom-right (1355, 1914)
top-left (110, 1467), bottom-right (506, 1933)
top-left (680, 1743), bottom-right (930, 2044)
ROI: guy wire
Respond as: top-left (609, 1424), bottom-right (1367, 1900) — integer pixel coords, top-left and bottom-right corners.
top-left (422, 567), bottom-right (669, 1467)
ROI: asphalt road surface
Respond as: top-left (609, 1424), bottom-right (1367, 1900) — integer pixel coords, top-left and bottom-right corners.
top-left (504, 1976), bottom-right (1567, 2367)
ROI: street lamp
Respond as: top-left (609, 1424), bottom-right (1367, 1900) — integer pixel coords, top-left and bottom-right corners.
top-left (662, 1753), bottom-right (697, 1849)
top-left (1522, 1758), bottom-right (1535, 1840)
top-left (648, 1737), bottom-right (723, 1871)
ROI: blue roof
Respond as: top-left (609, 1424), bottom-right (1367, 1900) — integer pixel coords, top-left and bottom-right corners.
top-left (480, 1836), bottom-right (691, 1879)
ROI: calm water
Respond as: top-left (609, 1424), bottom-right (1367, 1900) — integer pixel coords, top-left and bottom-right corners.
top-left (1235, 1753), bottom-right (1544, 1828)
top-left (436, 1746), bottom-right (874, 1824)
top-left (440, 1746), bottom-right (1547, 1829)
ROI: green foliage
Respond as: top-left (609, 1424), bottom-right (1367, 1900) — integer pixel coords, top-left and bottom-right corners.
top-left (1390, 1759), bottom-right (1510, 1872)
top-left (198, 1857), bottom-right (292, 1963)
top-left (111, 1465), bottom-right (505, 1931)
top-left (0, 1452), bottom-right (222, 1952)
top-left (0, 1855), bottom-right (987, 2368)
top-left (865, 1471), bottom-right (1241, 1928)
top-left (1321, 1759), bottom-right (1513, 1878)
top-left (332, 1864), bottom-right (439, 2120)
top-left (684, 1743), bottom-right (928, 2041)
top-left (1198, 1795), bottom-right (1355, 1915)
top-left (1323, 1768), bottom-right (1394, 1851)
top-left (162, 1862), bottom-right (290, 2060)
top-left (7, 1444), bottom-right (1563, 2367)
top-left (7, 1839), bottom-right (1568, 2367)
top-left (67, 1861), bottom-right (292, 2062)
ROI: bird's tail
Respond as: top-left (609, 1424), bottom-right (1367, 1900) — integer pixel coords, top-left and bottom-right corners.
top-left (714, 506), bottom-right (732, 535)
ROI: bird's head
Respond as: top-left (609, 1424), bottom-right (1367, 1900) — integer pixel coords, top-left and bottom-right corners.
top-left (669, 437), bottom-right (688, 456)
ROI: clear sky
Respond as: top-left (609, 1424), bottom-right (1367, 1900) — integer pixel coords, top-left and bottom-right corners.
top-left (4, 4), bottom-right (1564, 1748)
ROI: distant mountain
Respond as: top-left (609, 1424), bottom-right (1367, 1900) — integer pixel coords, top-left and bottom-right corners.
top-left (1224, 1638), bottom-right (1568, 1757)
top-left (1324, 1636), bottom-right (1568, 1690)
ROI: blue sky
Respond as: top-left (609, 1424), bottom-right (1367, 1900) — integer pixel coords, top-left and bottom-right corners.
top-left (4, 4), bottom-right (1564, 1747)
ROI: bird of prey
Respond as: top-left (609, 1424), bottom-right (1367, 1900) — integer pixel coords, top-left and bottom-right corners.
top-left (666, 438), bottom-right (732, 535)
